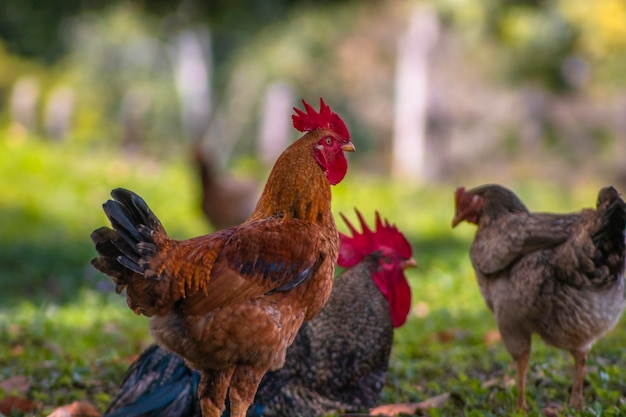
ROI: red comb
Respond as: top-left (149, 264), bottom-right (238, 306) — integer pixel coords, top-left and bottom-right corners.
top-left (292, 98), bottom-right (350, 140)
top-left (455, 187), bottom-right (464, 204)
top-left (337, 209), bottom-right (412, 268)
top-left (454, 187), bottom-right (469, 211)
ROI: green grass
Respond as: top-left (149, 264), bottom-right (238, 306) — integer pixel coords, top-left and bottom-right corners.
top-left (1, 137), bottom-right (625, 416)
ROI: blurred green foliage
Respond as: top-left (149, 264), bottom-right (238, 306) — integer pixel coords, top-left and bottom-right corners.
top-left (439, 0), bottom-right (626, 90)
top-left (0, 0), bottom-right (625, 159)
top-left (0, 136), bottom-right (208, 306)
top-left (0, 0), bottom-right (341, 63)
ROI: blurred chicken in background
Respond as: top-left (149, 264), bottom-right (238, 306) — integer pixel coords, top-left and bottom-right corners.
top-left (191, 142), bottom-right (258, 231)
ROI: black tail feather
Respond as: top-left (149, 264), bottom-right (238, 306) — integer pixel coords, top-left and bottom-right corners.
top-left (113, 239), bottom-right (141, 265)
top-left (116, 255), bottom-right (143, 275)
top-left (91, 188), bottom-right (165, 279)
top-left (103, 345), bottom-right (201, 417)
top-left (593, 186), bottom-right (626, 278)
top-left (111, 188), bottom-right (164, 233)
top-left (103, 200), bottom-right (144, 247)
top-left (91, 227), bottom-right (122, 257)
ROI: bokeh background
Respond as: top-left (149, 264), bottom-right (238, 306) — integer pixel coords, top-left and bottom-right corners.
top-left (2, 0), bottom-right (625, 182)
top-left (1, 0), bottom-right (626, 415)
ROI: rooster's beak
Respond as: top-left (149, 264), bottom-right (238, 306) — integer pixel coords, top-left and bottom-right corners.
top-left (341, 142), bottom-right (356, 152)
top-left (452, 194), bottom-right (480, 228)
top-left (451, 214), bottom-right (463, 228)
top-left (402, 257), bottom-right (417, 270)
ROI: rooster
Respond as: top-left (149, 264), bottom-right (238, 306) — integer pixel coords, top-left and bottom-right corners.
top-left (91, 98), bottom-right (355, 417)
top-left (102, 209), bottom-right (415, 417)
top-left (452, 184), bottom-right (626, 409)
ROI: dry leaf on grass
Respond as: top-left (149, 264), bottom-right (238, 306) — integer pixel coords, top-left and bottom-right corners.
top-left (0, 375), bottom-right (37, 414)
top-left (481, 373), bottom-right (514, 389)
top-left (0, 396), bottom-right (38, 415)
top-left (369, 392), bottom-right (453, 416)
top-left (542, 401), bottom-right (565, 417)
top-left (46, 401), bottom-right (101, 417)
top-left (370, 403), bottom-right (418, 416)
top-left (483, 328), bottom-right (501, 346)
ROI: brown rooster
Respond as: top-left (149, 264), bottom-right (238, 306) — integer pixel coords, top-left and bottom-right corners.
top-left (91, 98), bottom-right (355, 417)
top-left (452, 184), bottom-right (626, 409)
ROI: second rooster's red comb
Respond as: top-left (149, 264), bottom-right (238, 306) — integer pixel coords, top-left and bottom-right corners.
top-left (337, 209), bottom-right (412, 268)
top-left (292, 98), bottom-right (350, 140)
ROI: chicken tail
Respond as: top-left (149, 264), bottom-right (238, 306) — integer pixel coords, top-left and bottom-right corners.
top-left (91, 188), bottom-right (167, 296)
top-left (592, 186), bottom-right (626, 279)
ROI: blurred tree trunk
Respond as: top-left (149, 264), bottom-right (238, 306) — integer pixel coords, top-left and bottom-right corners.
top-left (10, 77), bottom-right (40, 134)
top-left (392, 7), bottom-right (439, 182)
top-left (258, 82), bottom-right (294, 165)
top-left (44, 86), bottom-right (75, 142)
top-left (170, 27), bottom-right (213, 143)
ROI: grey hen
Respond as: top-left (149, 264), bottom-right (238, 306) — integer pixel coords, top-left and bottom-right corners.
top-left (452, 184), bottom-right (626, 409)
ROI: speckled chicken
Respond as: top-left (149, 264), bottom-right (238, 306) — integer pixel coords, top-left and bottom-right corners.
top-left (251, 209), bottom-right (415, 417)
top-left (452, 184), bottom-right (626, 409)
top-left (102, 210), bottom-right (415, 417)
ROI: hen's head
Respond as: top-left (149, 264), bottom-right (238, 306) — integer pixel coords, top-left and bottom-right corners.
top-left (452, 184), bottom-right (528, 227)
top-left (452, 187), bottom-right (483, 227)
top-left (292, 98), bottom-right (355, 185)
top-left (338, 209), bottom-right (416, 328)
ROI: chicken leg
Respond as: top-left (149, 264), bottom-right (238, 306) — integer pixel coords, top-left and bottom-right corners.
top-left (569, 349), bottom-right (588, 409)
top-left (199, 367), bottom-right (234, 417)
top-left (515, 350), bottom-right (530, 410)
top-left (228, 366), bottom-right (266, 417)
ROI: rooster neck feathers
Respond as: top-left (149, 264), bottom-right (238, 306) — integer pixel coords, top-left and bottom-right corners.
top-left (251, 99), bottom-right (352, 224)
top-left (251, 138), bottom-right (334, 224)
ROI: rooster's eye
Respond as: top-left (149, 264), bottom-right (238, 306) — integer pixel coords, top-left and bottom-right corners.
top-left (325, 137), bottom-right (332, 145)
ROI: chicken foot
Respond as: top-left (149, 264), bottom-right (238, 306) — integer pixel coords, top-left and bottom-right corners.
top-left (569, 349), bottom-right (588, 409)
